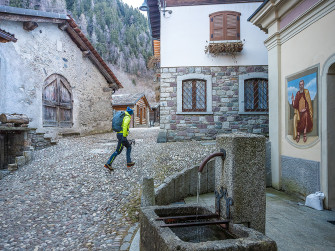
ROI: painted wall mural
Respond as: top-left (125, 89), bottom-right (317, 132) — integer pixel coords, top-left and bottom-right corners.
top-left (287, 67), bottom-right (318, 146)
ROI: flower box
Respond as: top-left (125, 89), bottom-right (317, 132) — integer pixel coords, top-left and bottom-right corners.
top-left (205, 41), bottom-right (243, 56)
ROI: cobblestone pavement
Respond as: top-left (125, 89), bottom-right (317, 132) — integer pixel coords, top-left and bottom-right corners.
top-left (0, 127), bottom-right (216, 250)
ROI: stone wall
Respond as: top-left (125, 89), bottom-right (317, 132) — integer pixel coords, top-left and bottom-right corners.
top-left (155, 159), bottom-right (215, 206)
top-left (0, 20), bottom-right (114, 139)
top-left (159, 66), bottom-right (269, 141)
top-left (281, 155), bottom-right (320, 198)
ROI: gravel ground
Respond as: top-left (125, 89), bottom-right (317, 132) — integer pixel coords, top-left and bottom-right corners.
top-left (0, 127), bottom-right (217, 250)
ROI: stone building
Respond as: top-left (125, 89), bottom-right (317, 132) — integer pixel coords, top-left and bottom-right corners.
top-left (0, 6), bottom-right (122, 139)
top-left (249, 0), bottom-right (335, 209)
top-left (144, 0), bottom-right (269, 142)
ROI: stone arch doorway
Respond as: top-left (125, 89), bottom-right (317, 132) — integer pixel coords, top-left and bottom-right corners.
top-left (322, 55), bottom-right (335, 210)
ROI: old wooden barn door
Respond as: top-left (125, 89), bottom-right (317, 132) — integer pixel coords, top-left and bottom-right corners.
top-left (43, 74), bottom-right (72, 127)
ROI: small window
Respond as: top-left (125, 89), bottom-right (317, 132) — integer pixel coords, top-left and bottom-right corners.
top-left (244, 78), bottom-right (268, 112)
top-left (210, 11), bottom-right (241, 41)
top-left (182, 79), bottom-right (206, 112)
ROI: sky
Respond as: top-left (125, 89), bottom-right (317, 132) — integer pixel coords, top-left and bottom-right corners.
top-left (287, 72), bottom-right (317, 101)
top-left (122, 0), bottom-right (144, 9)
top-left (122, 0), bottom-right (148, 17)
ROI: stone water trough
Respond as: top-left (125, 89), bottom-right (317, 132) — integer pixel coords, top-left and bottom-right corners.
top-left (141, 204), bottom-right (276, 250)
top-left (140, 133), bottom-right (277, 251)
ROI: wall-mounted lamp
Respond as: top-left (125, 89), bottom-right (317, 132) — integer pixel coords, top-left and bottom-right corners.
top-left (160, 0), bottom-right (172, 17)
top-left (139, 0), bottom-right (172, 17)
top-left (139, 0), bottom-right (149, 11)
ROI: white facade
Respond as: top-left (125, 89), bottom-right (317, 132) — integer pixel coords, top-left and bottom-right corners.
top-left (161, 2), bottom-right (268, 67)
top-left (250, 0), bottom-right (335, 209)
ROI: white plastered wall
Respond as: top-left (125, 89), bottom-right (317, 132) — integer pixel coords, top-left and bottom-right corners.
top-left (280, 10), bottom-right (335, 162)
top-left (279, 10), bottom-right (335, 207)
top-left (160, 2), bottom-right (268, 67)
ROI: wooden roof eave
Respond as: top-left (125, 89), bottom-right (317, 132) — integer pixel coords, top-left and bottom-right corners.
top-left (112, 103), bottom-right (135, 107)
top-left (140, 95), bottom-right (151, 109)
top-left (64, 18), bottom-right (123, 90)
top-left (0, 29), bottom-right (17, 42)
top-left (113, 94), bottom-right (151, 108)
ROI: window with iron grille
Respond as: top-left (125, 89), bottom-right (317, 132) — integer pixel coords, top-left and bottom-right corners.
top-left (182, 79), bottom-right (206, 112)
top-left (244, 78), bottom-right (268, 112)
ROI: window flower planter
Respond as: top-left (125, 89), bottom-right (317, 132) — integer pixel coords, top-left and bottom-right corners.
top-left (205, 41), bottom-right (243, 56)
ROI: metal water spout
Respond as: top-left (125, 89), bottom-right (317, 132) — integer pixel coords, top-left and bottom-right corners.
top-left (198, 149), bottom-right (226, 173)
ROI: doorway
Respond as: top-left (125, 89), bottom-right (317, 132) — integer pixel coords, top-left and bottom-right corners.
top-left (327, 63), bottom-right (335, 210)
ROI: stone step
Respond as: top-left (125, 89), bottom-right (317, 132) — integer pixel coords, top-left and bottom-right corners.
top-left (61, 132), bottom-right (80, 137)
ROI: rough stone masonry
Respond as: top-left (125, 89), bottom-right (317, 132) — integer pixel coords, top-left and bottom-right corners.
top-left (159, 66), bottom-right (269, 142)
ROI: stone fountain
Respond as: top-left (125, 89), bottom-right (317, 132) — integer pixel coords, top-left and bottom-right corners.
top-left (140, 132), bottom-right (277, 250)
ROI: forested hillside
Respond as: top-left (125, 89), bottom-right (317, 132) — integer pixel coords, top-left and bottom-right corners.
top-left (67, 0), bottom-right (153, 76)
top-left (4, 0), bottom-right (153, 77)
top-left (2, 0), bottom-right (158, 102)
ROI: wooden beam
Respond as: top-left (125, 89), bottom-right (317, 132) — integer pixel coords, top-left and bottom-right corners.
top-left (0, 113), bottom-right (29, 125)
top-left (58, 22), bottom-right (68, 31)
top-left (166, 0), bottom-right (263, 7)
top-left (82, 50), bottom-right (90, 57)
top-left (23, 21), bottom-right (38, 31)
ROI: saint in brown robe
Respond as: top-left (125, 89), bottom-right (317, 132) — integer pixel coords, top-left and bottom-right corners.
top-left (292, 89), bottom-right (313, 134)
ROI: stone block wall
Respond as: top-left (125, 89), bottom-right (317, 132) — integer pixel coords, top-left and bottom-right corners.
top-left (155, 160), bottom-right (215, 205)
top-left (160, 66), bottom-right (269, 141)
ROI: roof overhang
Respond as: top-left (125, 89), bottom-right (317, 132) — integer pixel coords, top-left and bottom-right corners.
top-left (0, 5), bottom-right (123, 90)
top-left (0, 5), bottom-right (68, 23)
top-left (147, 0), bottom-right (160, 40)
top-left (0, 28), bottom-right (17, 43)
top-left (112, 93), bottom-right (151, 108)
top-left (65, 16), bottom-right (123, 89)
top-left (248, 0), bottom-right (302, 34)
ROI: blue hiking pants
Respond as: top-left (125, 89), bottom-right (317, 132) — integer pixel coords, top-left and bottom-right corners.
top-left (107, 133), bottom-right (132, 165)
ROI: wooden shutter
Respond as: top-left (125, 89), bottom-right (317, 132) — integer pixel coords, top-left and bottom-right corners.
top-left (210, 13), bottom-right (224, 41)
top-left (210, 11), bottom-right (241, 41)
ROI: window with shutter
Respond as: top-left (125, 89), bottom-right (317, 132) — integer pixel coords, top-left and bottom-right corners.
top-left (43, 74), bottom-right (73, 127)
top-left (182, 79), bottom-right (206, 112)
top-left (210, 11), bottom-right (241, 41)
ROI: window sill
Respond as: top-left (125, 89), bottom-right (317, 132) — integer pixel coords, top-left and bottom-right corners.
top-left (209, 40), bottom-right (242, 43)
top-left (176, 112), bottom-right (214, 115)
top-left (238, 111), bottom-right (269, 115)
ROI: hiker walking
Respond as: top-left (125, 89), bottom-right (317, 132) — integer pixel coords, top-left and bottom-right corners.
top-left (105, 107), bottom-right (135, 171)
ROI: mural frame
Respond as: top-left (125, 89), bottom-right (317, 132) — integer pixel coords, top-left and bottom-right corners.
top-left (285, 65), bottom-right (320, 149)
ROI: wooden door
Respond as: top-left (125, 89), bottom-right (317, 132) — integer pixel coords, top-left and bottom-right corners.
top-left (43, 74), bottom-right (72, 127)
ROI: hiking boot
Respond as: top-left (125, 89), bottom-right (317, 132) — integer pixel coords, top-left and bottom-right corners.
top-left (104, 163), bottom-right (114, 171)
top-left (127, 162), bottom-right (135, 168)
